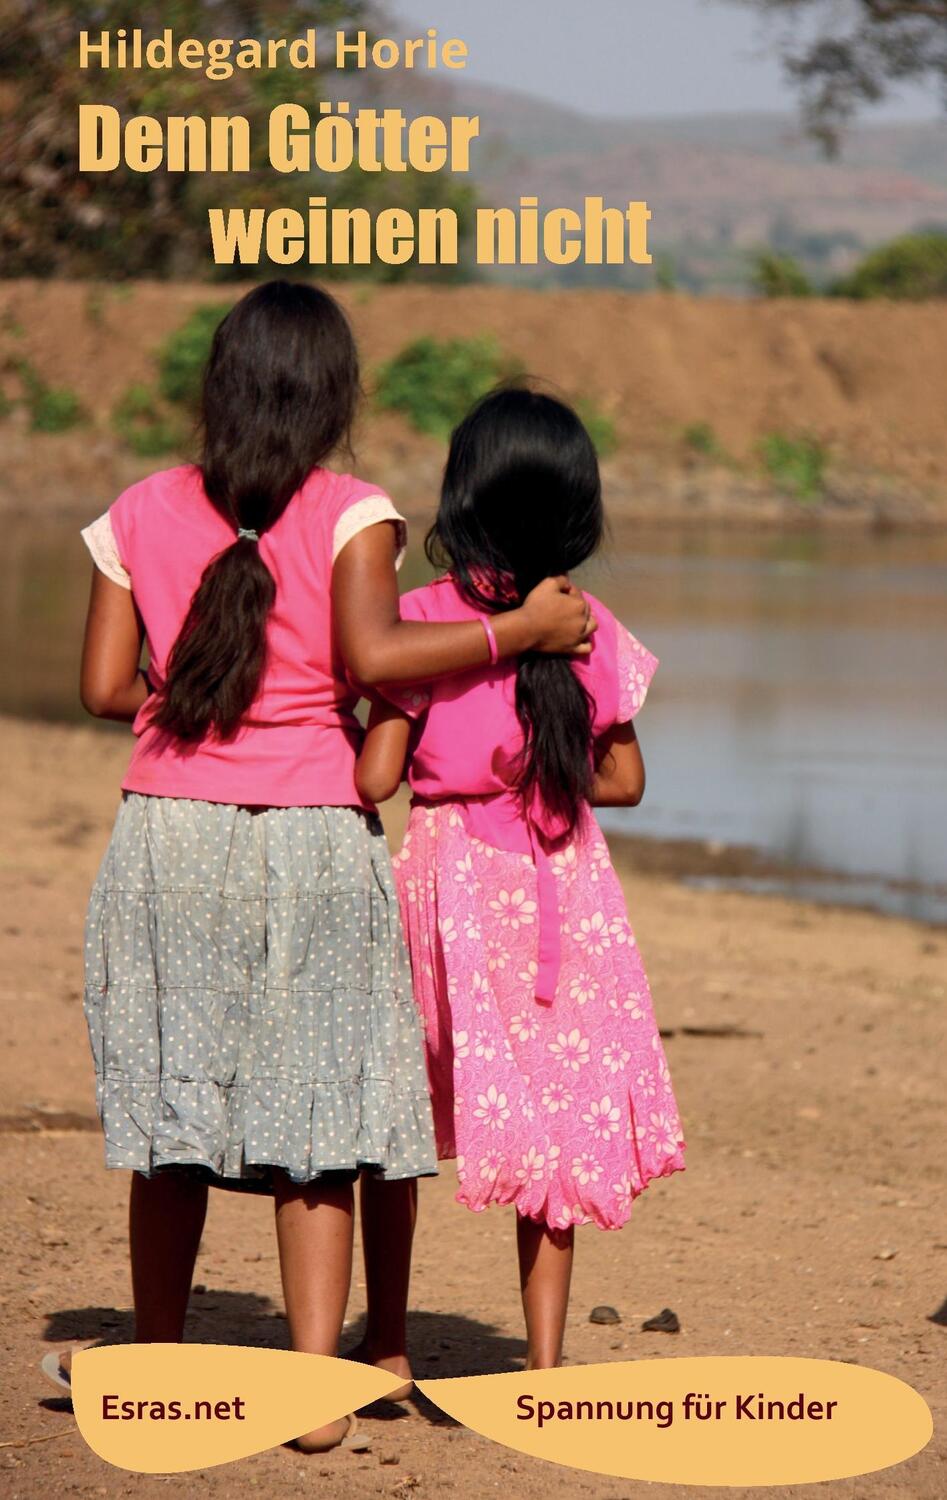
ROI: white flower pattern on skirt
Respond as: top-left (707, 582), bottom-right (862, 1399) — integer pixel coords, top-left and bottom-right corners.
top-left (392, 801), bottom-right (685, 1230)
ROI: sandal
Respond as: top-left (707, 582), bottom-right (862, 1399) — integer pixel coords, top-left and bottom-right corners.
top-left (293, 1413), bottom-right (370, 1454)
top-left (40, 1350), bottom-right (72, 1393)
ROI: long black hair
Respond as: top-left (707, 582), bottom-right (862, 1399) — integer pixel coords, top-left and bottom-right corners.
top-left (426, 387), bottom-right (605, 832)
top-left (152, 280), bottom-right (360, 741)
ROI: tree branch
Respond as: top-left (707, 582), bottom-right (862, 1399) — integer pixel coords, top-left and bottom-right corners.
top-left (864, 0), bottom-right (947, 21)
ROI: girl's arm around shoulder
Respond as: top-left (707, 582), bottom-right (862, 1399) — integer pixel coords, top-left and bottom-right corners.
top-left (591, 721), bottom-right (646, 808)
top-left (355, 697), bottom-right (413, 805)
top-left (332, 524), bottom-right (595, 688)
top-left (80, 567), bottom-right (147, 721)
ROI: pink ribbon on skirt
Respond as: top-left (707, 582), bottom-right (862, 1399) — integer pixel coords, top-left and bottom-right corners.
top-left (412, 786), bottom-right (571, 1006)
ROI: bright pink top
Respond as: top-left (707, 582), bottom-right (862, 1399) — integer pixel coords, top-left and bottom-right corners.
top-left (382, 575), bottom-right (658, 1002)
top-left (83, 464), bottom-right (406, 808)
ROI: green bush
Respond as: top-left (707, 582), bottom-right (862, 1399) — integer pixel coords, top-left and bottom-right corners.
top-left (655, 253), bottom-right (678, 291)
top-left (832, 232), bottom-right (947, 300)
top-left (112, 383), bottom-right (186, 458)
top-left (374, 336), bottom-right (522, 439)
top-left (751, 249), bottom-right (813, 298)
top-left (759, 433), bottom-right (826, 501)
top-left (576, 399), bottom-right (618, 459)
top-left (84, 286), bottom-right (106, 328)
top-left (29, 386), bottom-right (84, 432)
top-left (17, 360), bottom-right (84, 432)
top-left (158, 303), bottom-right (229, 409)
top-left (682, 420), bottom-right (724, 459)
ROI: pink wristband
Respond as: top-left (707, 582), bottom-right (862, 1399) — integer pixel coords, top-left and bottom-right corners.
top-left (478, 614), bottom-right (499, 665)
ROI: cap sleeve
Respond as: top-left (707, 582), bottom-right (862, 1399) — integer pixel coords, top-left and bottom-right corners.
top-left (378, 680), bottom-right (432, 720)
top-left (332, 491), bottom-right (407, 570)
top-left (616, 624), bottom-right (658, 722)
top-left (80, 510), bottom-right (131, 589)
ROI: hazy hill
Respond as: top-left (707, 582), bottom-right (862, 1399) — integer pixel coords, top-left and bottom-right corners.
top-left (390, 76), bottom-right (947, 289)
top-left (459, 84), bottom-right (947, 182)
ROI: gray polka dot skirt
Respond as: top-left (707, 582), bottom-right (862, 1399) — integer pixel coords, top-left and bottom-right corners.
top-left (83, 794), bottom-right (437, 1191)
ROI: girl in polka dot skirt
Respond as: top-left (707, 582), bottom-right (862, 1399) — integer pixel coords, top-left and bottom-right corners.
top-left (48, 284), bottom-right (592, 1452)
top-left (354, 389), bottom-right (685, 1378)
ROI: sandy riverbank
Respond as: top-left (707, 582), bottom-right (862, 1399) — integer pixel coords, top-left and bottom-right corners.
top-left (0, 716), bottom-right (943, 1498)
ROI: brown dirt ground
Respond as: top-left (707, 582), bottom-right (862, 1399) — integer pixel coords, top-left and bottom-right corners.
top-left (2, 281), bottom-right (947, 527)
top-left (0, 715), bottom-right (944, 1499)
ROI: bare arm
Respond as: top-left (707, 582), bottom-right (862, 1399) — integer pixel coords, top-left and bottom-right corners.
top-left (591, 721), bottom-right (646, 807)
top-left (79, 568), bottom-right (148, 722)
top-left (332, 523), bottom-right (594, 687)
top-left (355, 698), bottom-right (413, 805)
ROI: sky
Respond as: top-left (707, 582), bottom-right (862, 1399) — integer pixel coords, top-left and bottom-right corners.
top-left (396, 0), bottom-right (941, 122)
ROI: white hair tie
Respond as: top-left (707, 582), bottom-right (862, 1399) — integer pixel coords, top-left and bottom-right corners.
top-left (237, 528), bottom-right (260, 542)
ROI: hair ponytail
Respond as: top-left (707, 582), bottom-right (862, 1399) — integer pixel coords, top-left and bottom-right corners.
top-left (514, 653), bottom-right (594, 829)
top-left (426, 387), bottom-right (605, 834)
top-left (152, 281), bottom-right (360, 741)
top-left (151, 536), bottom-right (276, 742)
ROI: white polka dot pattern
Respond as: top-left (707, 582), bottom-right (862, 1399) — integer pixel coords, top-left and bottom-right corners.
top-left (83, 795), bottom-right (437, 1190)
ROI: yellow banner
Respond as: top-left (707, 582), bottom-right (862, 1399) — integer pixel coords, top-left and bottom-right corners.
top-left (418, 1356), bottom-right (933, 1486)
top-left (71, 1344), bottom-right (404, 1473)
top-left (72, 1347), bottom-right (932, 1483)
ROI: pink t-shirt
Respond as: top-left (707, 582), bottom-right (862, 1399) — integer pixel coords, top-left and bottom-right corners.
top-left (383, 575), bottom-right (658, 804)
top-left (81, 464), bottom-right (406, 808)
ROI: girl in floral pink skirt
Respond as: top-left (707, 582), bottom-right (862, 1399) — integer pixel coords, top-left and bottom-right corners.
top-left (352, 389), bottom-right (685, 1377)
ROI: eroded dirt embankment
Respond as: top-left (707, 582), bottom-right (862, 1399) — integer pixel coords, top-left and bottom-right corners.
top-left (2, 280), bottom-right (946, 526)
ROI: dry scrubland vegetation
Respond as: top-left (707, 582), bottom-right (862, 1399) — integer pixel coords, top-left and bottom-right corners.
top-left (2, 280), bottom-right (947, 529)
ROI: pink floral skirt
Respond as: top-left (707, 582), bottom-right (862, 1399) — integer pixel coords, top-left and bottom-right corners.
top-left (392, 802), bottom-right (685, 1230)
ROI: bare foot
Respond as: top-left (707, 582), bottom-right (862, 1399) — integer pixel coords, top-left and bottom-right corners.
top-left (293, 1414), bottom-right (369, 1454)
top-left (343, 1341), bottom-right (413, 1400)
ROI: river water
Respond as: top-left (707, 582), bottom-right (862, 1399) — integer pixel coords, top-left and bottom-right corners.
top-left (4, 517), bottom-right (946, 922)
